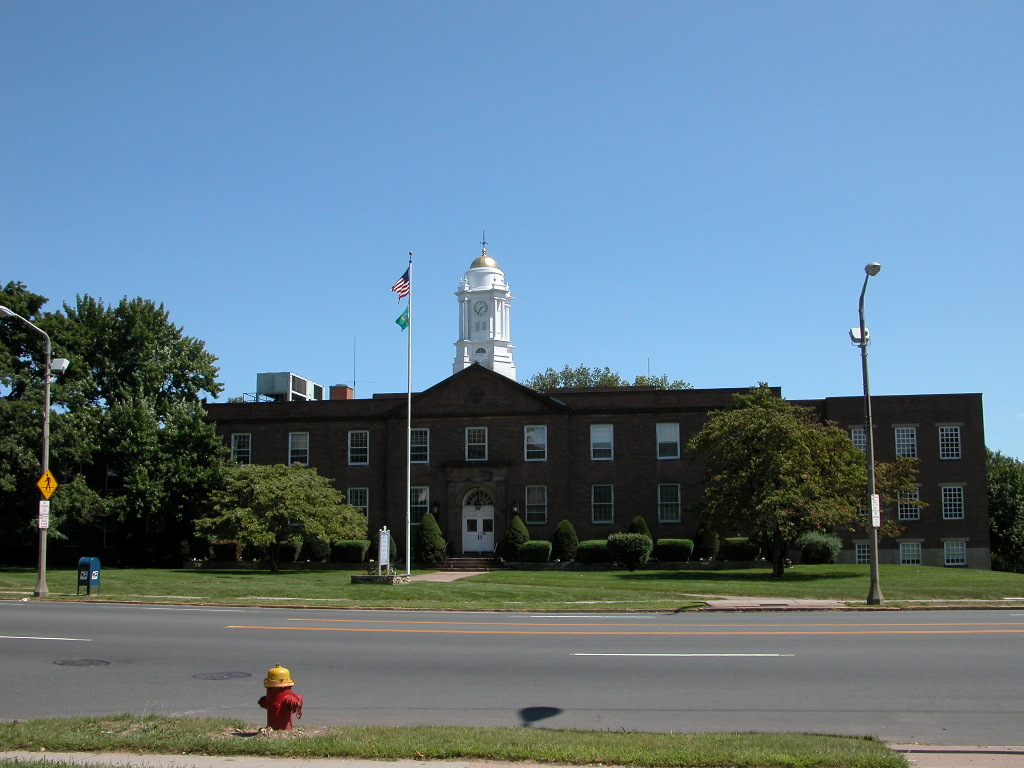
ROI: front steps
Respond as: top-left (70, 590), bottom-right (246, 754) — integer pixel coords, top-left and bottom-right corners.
top-left (440, 556), bottom-right (499, 571)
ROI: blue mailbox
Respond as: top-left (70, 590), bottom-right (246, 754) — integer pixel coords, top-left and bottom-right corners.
top-left (77, 557), bottom-right (101, 595)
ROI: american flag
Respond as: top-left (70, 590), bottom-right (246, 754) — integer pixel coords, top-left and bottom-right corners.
top-left (391, 268), bottom-right (410, 300)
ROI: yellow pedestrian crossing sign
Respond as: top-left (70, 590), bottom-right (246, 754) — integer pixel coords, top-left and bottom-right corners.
top-left (36, 470), bottom-right (58, 499)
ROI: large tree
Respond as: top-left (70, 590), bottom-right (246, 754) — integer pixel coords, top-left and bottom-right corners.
top-left (196, 463), bottom-right (367, 572)
top-left (688, 385), bottom-right (868, 577)
top-left (987, 449), bottom-right (1024, 573)
top-left (0, 283), bottom-right (224, 563)
top-left (526, 365), bottom-right (692, 390)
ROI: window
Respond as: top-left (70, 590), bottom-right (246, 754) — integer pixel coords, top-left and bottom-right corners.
top-left (410, 486), bottom-right (430, 524)
top-left (944, 541), bottom-right (967, 566)
top-left (524, 425), bottom-right (547, 461)
top-left (466, 427), bottom-right (488, 461)
top-left (899, 542), bottom-right (922, 565)
top-left (288, 432), bottom-right (309, 466)
top-left (656, 423), bottom-right (680, 459)
top-left (855, 543), bottom-right (871, 565)
top-left (658, 483), bottom-right (681, 523)
top-left (525, 485), bottom-right (548, 524)
top-left (592, 484), bottom-right (614, 523)
top-left (898, 486), bottom-right (921, 521)
top-left (230, 433), bottom-right (252, 464)
top-left (410, 428), bottom-right (429, 463)
top-left (941, 485), bottom-right (965, 519)
top-left (347, 487), bottom-right (368, 516)
top-left (939, 426), bottom-right (962, 460)
top-left (895, 427), bottom-right (917, 458)
top-left (348, 430), bottom-right (369, 465)
top-left (850, 427), bottom-right (867, 453)
top-left (590, 424), bottom-right (613, 460)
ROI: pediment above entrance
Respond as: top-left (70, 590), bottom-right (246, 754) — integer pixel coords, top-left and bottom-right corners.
top-left (396, 365), bottom-right (571, 419)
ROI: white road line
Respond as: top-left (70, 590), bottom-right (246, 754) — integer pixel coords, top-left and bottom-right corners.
top-left (574, 652), bottom-right (794, 657)
top-left (0, 635), bottom-right (91, 642)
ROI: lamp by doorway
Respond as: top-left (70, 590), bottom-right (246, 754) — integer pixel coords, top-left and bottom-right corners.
top-left (511, 500), bottom-right (520, 516)
top-left (431, 500), bottom-right (440, 516)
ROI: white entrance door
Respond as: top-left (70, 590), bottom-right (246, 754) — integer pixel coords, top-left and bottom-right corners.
top-left (462, 491), bottom-right (496, 553)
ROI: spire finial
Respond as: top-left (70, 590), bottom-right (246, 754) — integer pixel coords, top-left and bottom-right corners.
top-left (481, 230), bottom-right (488, 254)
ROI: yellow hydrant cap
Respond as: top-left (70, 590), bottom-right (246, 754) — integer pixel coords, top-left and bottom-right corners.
top-left (264, 663), bottom-right (294, 688)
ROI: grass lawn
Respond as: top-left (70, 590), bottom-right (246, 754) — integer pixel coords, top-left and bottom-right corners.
top-left (1, 563), bottom-right (1022, 610)
top-left (0, 715), bottom-right (909, 768)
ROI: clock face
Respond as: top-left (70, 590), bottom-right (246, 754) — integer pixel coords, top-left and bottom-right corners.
top-left (473, 301), bottom-right (488, 316)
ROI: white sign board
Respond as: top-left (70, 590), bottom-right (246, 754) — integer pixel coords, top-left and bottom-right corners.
top-left (38, 499), bottom-right (50, 530)
top-left (870, 493), bottom-right (881, 529)
top-left (378, 526), bottom-right (391, 571)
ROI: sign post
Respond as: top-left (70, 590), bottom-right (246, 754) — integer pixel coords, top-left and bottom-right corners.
top-left (378, 526), bottom-right (391, 575)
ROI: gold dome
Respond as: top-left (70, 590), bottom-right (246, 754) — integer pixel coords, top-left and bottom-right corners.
top-left (471, 248), bottom-right (498, 269)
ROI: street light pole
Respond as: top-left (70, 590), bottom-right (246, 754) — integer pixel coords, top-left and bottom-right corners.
top-left (0, 305), bottom-right (61, 597)
top-left (855, 263), bottom-right (884, 605)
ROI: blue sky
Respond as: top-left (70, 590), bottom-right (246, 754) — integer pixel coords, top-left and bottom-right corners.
top-left (3, 1), bottom-right (1022, 459)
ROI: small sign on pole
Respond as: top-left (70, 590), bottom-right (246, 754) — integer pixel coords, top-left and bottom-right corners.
top-left (870, 493), bottom-right (881, 528)
top-left (38, 500), bottom-right (50, 530)
top-left (378, 526), bottom-right (391, 575)
top-left (36, 470), bottom-right (58, 499)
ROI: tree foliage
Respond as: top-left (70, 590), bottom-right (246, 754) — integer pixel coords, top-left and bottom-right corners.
top-left (688, 385), bottom-right (868, 577)
top-left (416, 511), bottom-right (448, 566)
top-left (525, 365), bottom-right (692, 390)
top-left (987, 449), bottom-right (1024, 573)
top-left (195, 463), bottom-right (366, 572)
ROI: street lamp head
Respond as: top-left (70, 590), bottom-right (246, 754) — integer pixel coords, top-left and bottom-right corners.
top-left (0, 305), bottom-right (16, 319)
top-left (864, 262), bottom-right (882, 277)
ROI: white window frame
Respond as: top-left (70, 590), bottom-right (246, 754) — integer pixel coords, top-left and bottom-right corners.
top-left (466, 427), bottom-right (488, 461)
top-left (850, 427), bottom-right (867, 453)
top-left (898, 486), bottom-right (921, 521)
top-left (410, 486), bottom-right (430, 525)
top-left (348, 430), bottom-right (369, 465)
top-left (590, 424), bottom-right (614, 460)
top-left (944, 541), bottom-right (967, 566)
top-left (658, 483), bottom-right (681, 523)
top-left (591, 484), bottom-right (614, 524)
top-left (410, 428), bottom-right (429, 464)
top-left (230, 433), bottom-right (251, 464)
top-left (941, 485), bottom-right (965, 519)
top-left (524, 425), bottom-right (548, 461)
top-left (895, 427), bottom-right (918, 458)
top-left (288, 432), bottom-right (309, 466)
top-left (525, 485), bottom-right (548, 525)
top-left (939, 425), bottom-right (962, 460)
top-left (899, 541), bottom-right (922, 565)
top-left (656, 423), bottom-right (680, 459)
top-left (347, 487), bottom-right (369, 516)
top-left (855, 543), bottom-right (871, 565)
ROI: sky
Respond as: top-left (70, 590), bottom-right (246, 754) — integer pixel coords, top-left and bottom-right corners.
top-left (2, 1), bottom-right (1022, 459)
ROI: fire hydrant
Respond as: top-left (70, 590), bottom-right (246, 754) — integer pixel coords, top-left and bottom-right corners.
top-left (258, 663), bottom-right (303, 730)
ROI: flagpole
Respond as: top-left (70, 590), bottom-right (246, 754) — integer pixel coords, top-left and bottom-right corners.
top-left (405, 252), bottom-right (413, 576)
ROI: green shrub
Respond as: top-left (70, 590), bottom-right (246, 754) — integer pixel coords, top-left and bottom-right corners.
top-left (551, 519), bottom-right (579, 561)
top-left (518, 540), bottom-right (552, 563)
top-left (302, 538), bottom-right (331, 562)
top-left (575, 539), bottom-right (611, 563)
top-left (211, 540), bottom-right (241, 562)
top-left (497, 514), bottom-right (530, 559)
top-left (627, 515), bottom-right (652, 538)
top-left (416, 512), bottom-right (448, 567)
top-left (606, 532), bottom-right (653, 571)
top-left (795, 531), bottom-right (843, 564)
top-left (331, 540), bottom-right (371, 563)
top-left (693, 526), bottom-right (720, 560)
top-left (718, 538), bottom-right (760, 561)
top-left (655, 538), bottom-right (694, 561)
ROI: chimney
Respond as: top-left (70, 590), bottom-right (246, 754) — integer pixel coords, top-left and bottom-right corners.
top-left (329, 384), bottom-right (354, 401)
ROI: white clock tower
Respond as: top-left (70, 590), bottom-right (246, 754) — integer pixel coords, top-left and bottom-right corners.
top-left (454, 246), bottom-right (516, 380)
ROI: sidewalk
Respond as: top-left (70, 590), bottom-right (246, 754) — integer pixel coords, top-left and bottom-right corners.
top-left (5, 748), bottom-right (1024, 768)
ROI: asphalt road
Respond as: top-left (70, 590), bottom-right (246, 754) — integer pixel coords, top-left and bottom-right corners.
top-left (2, 601), bottom-right (1022, 745)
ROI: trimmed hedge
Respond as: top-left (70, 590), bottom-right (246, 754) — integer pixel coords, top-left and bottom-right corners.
top-left (416, 511), bottom-right (448, 567)
top-left (606, 532), bottom-right (653, 571)
top-left (627, 515), bottom-right (652, 538)
top-left (718, 538), bottom-right (760, 561)
top-left (795, 531), bottom-right (843, 564)
top-left (331, 539), bottom-right (371, 563)
top-left (575, 539), bottom-right (611, 563)
top-left (655, 538), bottom-right (694, 562)
top-left (518, 540), bottom-right (552, 563)
top-left (551, 519), bottom-right (579, 562)
top-left (498, 514), bottom-right (530, 559)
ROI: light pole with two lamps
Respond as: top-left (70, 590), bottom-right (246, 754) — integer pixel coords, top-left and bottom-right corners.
top-left (850, 264), bottom-right (884, 605)
top-left (0, 305), bottom-right (69, 598)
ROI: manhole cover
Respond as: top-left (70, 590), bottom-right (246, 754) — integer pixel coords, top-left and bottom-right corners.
top-left (192, 671), bottom-right (253, 680)
top-left (54, 659), bottom-right (110, 667)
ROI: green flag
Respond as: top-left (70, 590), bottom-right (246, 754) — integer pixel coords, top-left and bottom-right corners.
top-left (395, 305), bottom-right (409, 330)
